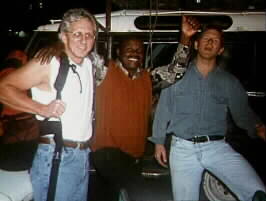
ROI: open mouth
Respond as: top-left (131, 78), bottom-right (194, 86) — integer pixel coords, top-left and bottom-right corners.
top-left (128, 58), bottom-right (139, 62)
top-left (204, 47), bottom-right (213, 52)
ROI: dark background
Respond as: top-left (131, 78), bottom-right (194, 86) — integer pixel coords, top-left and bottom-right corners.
top-left (0, 0), bottom-right (109, 61)
top-left (1, 0), bottom-right (265, 61)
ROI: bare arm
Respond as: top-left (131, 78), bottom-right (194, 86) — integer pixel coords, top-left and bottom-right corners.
top-left (180, 15), bottom-right (200, 46)
top-left (0, 58), bottom-right (65, 118)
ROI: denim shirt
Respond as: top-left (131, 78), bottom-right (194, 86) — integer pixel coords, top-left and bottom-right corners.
top-left (149, 61), bottom-right (258, 145)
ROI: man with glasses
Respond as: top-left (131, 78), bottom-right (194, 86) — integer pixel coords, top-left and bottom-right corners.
top-left (0, 8), bottom-right (97, 201)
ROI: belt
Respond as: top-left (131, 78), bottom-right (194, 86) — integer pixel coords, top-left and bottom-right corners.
top-left (187, 135), bottom-right (224, 144)
top-left (39, 137), bottom-right (90, 150)
top-left (1, 113), bottom-right (35, 121)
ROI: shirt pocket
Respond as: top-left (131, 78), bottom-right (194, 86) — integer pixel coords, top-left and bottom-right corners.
top-left (206, 92), bottom-right (227, 121)
top-left (173, 88), bottom-right (195, 115)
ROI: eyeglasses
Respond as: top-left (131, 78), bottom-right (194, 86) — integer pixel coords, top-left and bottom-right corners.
top-left (67, 31), bottom-right (95, 41)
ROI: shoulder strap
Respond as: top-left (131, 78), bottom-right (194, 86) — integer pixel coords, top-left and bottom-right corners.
top-left (54, 53), bottom-right (70, 100)
top-left (46, 53), bottom-right (70, 201)
top-left (39, 53), bottom-right (70, 135)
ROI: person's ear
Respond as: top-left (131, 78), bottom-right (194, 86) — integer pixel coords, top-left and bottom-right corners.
top-left (218, 47), bottom-right (224, 55)
top-left (59, 33), bottom-right (67, 44)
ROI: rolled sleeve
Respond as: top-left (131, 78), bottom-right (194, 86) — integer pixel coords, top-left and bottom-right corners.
top-left (151, 43), bottom-right (191, 90)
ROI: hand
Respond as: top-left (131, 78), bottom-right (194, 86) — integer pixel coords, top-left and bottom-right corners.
top-left (154, 144), bottom-right (168, 168)
top-left (182, 15), bottom-right (201, 38)
top-left (256, 124), bottom-right (266, 141)
top-left (40, 99), bottom-right (66, 118)
top-left (34, 41), bottom-right (64, 65)
top-left (180, 15), bottom-right (201, 46)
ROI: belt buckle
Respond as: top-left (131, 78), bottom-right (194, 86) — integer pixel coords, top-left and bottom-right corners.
top-left (192, 136), bottom-right (198, 144)
top-left (192, 136), bottom-right (209, 144)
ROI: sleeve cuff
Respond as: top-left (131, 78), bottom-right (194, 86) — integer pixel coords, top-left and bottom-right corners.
top-left (148, 136), bottom-right (165, 145)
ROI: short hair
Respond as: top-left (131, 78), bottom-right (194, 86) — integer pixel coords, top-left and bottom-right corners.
top-left (196, 24), bottom-right (224, 47)
top-left (58, 8), bottom-right (98, 36)
top-left (118, 37), bottom-right (144, 51)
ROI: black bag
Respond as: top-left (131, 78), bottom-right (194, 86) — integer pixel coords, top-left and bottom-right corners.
top-left (0, 113), bottom-right (39, 171)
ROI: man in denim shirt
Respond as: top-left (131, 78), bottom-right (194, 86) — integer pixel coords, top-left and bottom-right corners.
top-left (149, 25), bottom-right (266, 201)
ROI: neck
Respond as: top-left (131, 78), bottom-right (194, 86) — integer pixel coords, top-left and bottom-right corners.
top-left (65, 50), bottom-right (83, 65)
top-left (127, 69), bottom-right (139, 77)
top-left (195, 56), bottom-right (217, 77)
top-left (117, 60), bottom-right (140, 78)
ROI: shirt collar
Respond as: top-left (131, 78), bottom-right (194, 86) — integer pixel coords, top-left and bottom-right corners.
top-left (191, 60), bottom-right (220, 78)
top-left (116, 60), bottom-right (142, 80)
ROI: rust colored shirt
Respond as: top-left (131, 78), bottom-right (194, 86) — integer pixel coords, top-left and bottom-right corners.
top-left (91, 60), bottom-right (152, 158)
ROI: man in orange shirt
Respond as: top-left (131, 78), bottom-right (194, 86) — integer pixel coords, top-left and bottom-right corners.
top-left (89, 16), bottom-right (200, 201)
top-left (90, 38), bottom-right (153, 201)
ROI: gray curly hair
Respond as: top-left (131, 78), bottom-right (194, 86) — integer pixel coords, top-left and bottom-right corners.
top-left (58, 8), bottom-right (98, 36)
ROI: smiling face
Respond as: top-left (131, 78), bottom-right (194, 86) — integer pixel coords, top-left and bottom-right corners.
top-left (117, 39), bottom-right (145, 74)
top-left (60, 18), bottom-right (95, 64)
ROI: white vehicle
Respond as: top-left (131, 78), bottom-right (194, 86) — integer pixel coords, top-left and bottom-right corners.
top-left (0, 169), bottom-right (33, 201)
top-left (1, 9), bottom-right (266, 201)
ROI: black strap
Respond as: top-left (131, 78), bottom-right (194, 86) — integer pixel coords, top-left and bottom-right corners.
top-left (46, 53), bottom-right (70, 201)
top-left (54, 53), bottom-right (70, 99)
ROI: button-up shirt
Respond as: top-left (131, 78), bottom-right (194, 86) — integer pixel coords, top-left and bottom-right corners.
top-left (149, 61), bottom-right (258, 145)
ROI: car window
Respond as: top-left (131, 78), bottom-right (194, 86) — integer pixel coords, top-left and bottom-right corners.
top-left (25, 32), bottom-right (59, 59)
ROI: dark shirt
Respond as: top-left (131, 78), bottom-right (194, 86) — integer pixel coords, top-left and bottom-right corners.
top-left (149, 61), bottom-right (258, 144)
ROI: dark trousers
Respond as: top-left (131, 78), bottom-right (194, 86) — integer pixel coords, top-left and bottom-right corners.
top-left (89, 147), bottom-right (143, 201)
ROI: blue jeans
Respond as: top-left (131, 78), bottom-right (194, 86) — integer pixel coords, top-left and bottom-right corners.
top-left (169, 136), bottom-right (266, 201)
top-left (30, 144), bottom-right (90, 201)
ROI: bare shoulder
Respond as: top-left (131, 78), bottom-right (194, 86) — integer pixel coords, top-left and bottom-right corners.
top-left (1, 58), bottom-right (52, 91)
